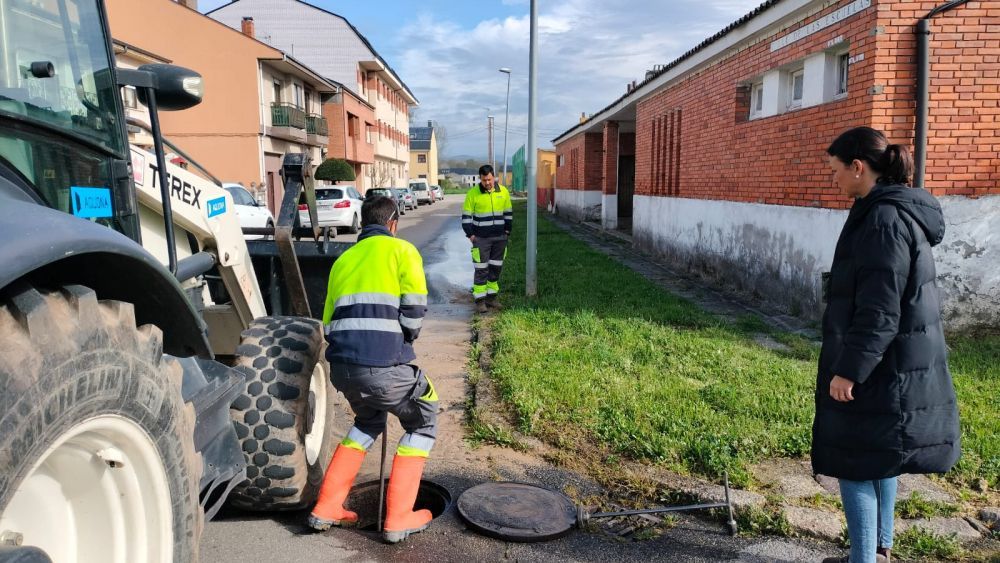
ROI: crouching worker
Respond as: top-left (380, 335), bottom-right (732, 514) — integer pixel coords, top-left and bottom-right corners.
top-left (307, 196), bottom-right (438, 544)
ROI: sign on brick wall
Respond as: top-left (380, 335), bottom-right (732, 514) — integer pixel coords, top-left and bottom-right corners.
top-left (770, 0), bottom-right (871, 52)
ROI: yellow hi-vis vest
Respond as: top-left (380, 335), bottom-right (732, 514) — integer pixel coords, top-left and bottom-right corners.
top-left (322, 225), bottom-right (428, 367)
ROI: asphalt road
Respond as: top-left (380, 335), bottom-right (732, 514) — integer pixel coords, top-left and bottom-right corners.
top-left (201, 195), bottom-right (839, 562)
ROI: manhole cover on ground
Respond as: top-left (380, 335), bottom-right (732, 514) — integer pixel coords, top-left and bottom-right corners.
top-left (456, 482), bottom-right (577, 543)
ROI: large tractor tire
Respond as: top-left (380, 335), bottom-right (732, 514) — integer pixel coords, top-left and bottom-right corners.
top-left (0, 284), bottom-right (202, 563)
top-left (227, 316), bottom-right (337, 511)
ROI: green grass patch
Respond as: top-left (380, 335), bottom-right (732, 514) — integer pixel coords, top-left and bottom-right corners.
top-left (486, 202), bottom-right (999, 489)
top-left (895, 491), bottom-right (960, 519)
top-left (735, 504), bottom-right (793, 537)
top-left (893, 527), bottom-right (964, 560)
top-left (947, 334), bottom-right (1000, 490)
top-left (799, 493), bottom-right (843, 512)
top-left (443, 186), bottom-right (470, 195)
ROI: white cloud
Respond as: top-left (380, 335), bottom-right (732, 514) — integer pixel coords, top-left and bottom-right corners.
top-left (396, 0), bottom-right (764, 158)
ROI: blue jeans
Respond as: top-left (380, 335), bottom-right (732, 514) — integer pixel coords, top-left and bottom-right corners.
top-left (839, 477), bottom-right (897, 563)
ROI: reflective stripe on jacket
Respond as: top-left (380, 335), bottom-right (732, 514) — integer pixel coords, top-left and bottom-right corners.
top-left (322, 225), bottom-right (428, 367)
top-left (462, 183), bottom-right (513, 238)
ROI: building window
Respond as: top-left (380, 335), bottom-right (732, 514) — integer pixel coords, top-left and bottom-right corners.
top-left (293, 84), bottom-right (304, 109)
top-left (273, 81), bottom-right (282, 104)
top-left (749, 81), bottom-right (764, 119)
top-left (788, 68), bottom-right (804, 108)
top-left (305, 90), bottom-right (312, 113)
top-left (122, 86), bottom-right (138, 109)
top-left (417, 154), bottom-right (426, 164)
top-left (836, 53), bottom-right (849, 97)
top-left (367, 125), bottom-right (373, 144)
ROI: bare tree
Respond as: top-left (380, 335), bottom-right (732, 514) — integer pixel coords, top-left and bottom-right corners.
top-left (368, 161), bottom-right (393, 188)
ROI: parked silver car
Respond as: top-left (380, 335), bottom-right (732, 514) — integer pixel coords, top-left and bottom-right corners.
top-left (393, 188), bottom-right (416, 210)
top-left (297, 185), bottom-right (363, 233)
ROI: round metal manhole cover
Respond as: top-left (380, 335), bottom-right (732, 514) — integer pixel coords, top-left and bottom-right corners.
top-left (456, 482), bottom-right (577, 542)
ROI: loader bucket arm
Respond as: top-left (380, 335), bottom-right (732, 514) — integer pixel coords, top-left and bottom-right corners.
top-left (273, 153), bottom-right (319, 318)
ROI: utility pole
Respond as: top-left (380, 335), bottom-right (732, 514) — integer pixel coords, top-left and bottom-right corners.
top-left (499, 67), bottom-right (512, 184)
top-left (487, 115), bottom-right (495, 171)
top-left (526, 0), bottom-right (538, 297)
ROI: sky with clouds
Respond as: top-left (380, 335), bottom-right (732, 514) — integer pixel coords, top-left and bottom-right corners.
top-left (200, 0), bottom-right (764, 160)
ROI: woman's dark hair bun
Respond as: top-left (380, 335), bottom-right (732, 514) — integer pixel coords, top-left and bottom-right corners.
top-left (827, 127), bottom-right (914, 186)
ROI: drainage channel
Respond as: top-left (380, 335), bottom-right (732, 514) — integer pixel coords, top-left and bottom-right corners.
top-left (344, 480), bottom-right (452, 532)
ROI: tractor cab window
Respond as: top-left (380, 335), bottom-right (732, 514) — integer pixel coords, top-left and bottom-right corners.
top-left (0, 0), bottom-right (123, 155)
top-left (0, 0), bottom-right (126, 231)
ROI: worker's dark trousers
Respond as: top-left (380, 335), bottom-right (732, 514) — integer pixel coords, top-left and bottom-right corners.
top-left (331, 363), bottom-right (438, 456)
top-left (471, 235), bottom-right (507, 300)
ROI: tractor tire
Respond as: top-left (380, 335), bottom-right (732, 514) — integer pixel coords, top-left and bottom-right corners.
top-left (227, 316), bottom-right (337, 511)
top-left (0, 284), bottom-right (201, 562)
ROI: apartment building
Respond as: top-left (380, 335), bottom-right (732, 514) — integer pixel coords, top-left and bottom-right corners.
top-left (208, 0), bottom-right (418, 190)
top-left (107, 0), bottom-right (336, 211)
top-left (409, 122), bottom-right (439, 185)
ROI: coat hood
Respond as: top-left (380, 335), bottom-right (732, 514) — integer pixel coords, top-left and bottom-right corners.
top-left (853, 184), bottom-right (946, 246)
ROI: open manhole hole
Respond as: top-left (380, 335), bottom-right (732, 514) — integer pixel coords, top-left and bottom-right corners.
top-left (345, 480), bottom-right (452, 532)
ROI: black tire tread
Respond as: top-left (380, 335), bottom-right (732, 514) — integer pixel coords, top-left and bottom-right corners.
top-left (227, 316), bottom-right (334, 511)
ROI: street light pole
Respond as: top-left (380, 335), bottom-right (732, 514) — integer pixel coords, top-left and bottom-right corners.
top-left (487, 115), bottom-right (495, 172)
top-left (499, 67), bottom-right (512, 185)
top-left (526, 0), bottom-right (538, 297)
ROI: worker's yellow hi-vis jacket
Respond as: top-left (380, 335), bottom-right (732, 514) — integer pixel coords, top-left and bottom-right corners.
top-left (322, 224), bottom-right (428, 367)
top-left (461, 183), bottom-right (513, 238)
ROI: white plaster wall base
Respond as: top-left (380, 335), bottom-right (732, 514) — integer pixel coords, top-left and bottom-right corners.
top-left (629, 195), bottom-right (1000, 329)
top-left (554, 189), bottom-right (602, 222)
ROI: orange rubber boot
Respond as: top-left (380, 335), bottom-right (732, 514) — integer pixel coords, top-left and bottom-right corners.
top-left (382, 455), bottom-right (433, 543)
top-left (307, 445), bottom-right (366, 530)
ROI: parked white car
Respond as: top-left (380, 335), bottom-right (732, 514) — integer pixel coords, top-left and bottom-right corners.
top-left (298, 185), bottom-right (363, 233)
top-left (409, 180), bottom-right (433, 205)
top-left (223, 183), bottom-right (273, 239)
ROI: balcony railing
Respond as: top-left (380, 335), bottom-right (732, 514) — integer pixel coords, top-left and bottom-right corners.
top-left (271, 103), bottom-right (306, 129)
top-left (306, 114), bottom-right (329, 136)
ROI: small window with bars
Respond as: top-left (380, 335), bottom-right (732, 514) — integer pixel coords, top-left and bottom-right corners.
top-left (836, 53), bottom-right (849, 97)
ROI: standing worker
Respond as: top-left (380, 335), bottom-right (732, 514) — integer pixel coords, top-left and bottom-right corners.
top-left (307, 196), bottom-right (439, 544)
top-left (461, 164), bottom-right (513, 313)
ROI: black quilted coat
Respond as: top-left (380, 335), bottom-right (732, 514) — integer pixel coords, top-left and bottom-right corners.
top-left (812, 184), bottom-right (960, 481)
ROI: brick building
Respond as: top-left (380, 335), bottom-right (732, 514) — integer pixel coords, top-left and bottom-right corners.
top-left (552, 0), bottom-right (999, 329)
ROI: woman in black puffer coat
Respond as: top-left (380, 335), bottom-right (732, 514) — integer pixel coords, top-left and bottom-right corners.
top-left (814, 127), bottom-right (960, 563)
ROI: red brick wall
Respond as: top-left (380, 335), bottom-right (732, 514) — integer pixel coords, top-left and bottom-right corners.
top-left (602, 121), bottom-right (620, 194)
top-left (634, 0), bottom-right (881, 209)
top-left (324, 93), bottom-right (375, 166)
top-left (555, 132), bottom-right (603, 190)
top-left (556, 0), bottom-right (998, 207)
top-left (874, 0), bottom-right (1000, 196)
